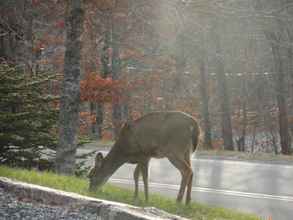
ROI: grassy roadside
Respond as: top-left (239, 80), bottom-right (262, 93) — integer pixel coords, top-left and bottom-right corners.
top-left (0, 165), bottom-right (259, 220)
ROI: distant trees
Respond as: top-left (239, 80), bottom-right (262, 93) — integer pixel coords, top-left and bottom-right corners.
top-left (0, 0), bottom-right (33, 67)
top-left (253, 0), bottom-right (292, 154)
top-left (179, 0), bottom-right (292, 153)
top-left (268, 31), bottom-right (291, 154)
top-left (212, 23), bottom-right (234, 151)
top-left (2, 0), bottom-right (293, 177)
top-left (0, 0), bottom-right (64, 73)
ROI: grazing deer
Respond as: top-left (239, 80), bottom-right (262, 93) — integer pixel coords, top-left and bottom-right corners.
top-left (88, 111), bottom-right (201, 205)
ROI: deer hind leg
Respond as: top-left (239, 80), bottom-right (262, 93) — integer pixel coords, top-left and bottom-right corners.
top-left (168, 156), bottom-right (193, 204)
top-left (185, 152), bottom-right (193, 204)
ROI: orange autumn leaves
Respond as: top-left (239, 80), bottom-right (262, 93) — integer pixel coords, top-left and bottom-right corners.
top-left (80, 72), bottom-right (144, 104)
top-left (80, 72), bottom-right (121, 103)
top-left (79, 72), bottom-right (117, 135)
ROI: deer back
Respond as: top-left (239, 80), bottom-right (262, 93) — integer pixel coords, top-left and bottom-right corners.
top-left (115, 111), bottom-right (200, 161)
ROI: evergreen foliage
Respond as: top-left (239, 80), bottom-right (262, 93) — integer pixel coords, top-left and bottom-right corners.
top-left (0, 63), bottom-right (58, 169)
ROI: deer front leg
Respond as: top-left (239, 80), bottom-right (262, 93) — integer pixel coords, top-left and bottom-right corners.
top-left (133, 164), bottom-right (140, 202)
top-left (141, 160), bottom-right (150, 202)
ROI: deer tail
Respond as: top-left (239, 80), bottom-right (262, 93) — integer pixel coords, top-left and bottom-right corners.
top-left (192, 122), bottom-right (204, 153)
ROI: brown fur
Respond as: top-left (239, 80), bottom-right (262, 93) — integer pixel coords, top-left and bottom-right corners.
top-left (89, 111), bottom-right (200, 204)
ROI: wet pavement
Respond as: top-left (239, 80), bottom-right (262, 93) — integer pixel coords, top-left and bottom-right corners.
top-left (78, 145), bottom-right (293, 220)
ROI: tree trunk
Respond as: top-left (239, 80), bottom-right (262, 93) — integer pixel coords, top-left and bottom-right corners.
top-left (101, 11), bottom-right (111, 78)
top-left (271, 42), bottom-right (291, 154)
top-left (288, 47), bottom-right (293, 116)
top-left (94, 11), bottom-right (111, 139)
top-left (112, 19), bottom-right (127, 139)
top-left (239, 78), bottom-right (247, 152)
top-left (251, 124), bottom-right (257, 153)
top-left (175, 34), bottom-right (186, 76)
top-left (22, 0), bottom-right (34, 74)
top-left (240, 100), bottom-right (247, 152)
top-left (95, 103), bottom-right (103, 139)
top-left (173, 33), bottom-right (187, 108)
top-left (213, 29), bottom-right (234, 151)
top-left (216, 68), bottom-right (234, 151)
top-left (199, 49), bottom-right (212, 149)
top-left (90, 10), bottom-right (111, 139)
top-left (55, 0), bottom-right (84, 174)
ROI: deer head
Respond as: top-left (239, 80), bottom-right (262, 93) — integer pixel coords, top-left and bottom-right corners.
top-left (88, 152), bottom-right (105, 190)
top-left (88, 147), bottom-right (126, 191)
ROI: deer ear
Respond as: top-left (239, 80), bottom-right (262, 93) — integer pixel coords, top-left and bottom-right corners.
top-left (95, 152), bottom-right (104, 168)
top-left (96, 152), bottom-right (104, 160)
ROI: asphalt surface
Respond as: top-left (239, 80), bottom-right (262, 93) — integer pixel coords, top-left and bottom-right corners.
top-left (78, 148), bottom-right (293, 220)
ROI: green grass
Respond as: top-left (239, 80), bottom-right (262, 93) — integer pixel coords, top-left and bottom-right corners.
top-left (0, 165), bottom-right (260, 220)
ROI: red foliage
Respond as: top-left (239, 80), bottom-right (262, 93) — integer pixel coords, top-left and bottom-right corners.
top-left (80, 72), bottom-right (144, 104)
top-left (80, 72), bottom-right (121, 103)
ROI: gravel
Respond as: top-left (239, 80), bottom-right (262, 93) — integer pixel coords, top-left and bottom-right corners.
top-left (0, 187), bottom-right (99, 220)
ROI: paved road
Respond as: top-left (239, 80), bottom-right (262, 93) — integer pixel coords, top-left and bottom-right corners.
top-left (78, 149), bottom-right (293, 220)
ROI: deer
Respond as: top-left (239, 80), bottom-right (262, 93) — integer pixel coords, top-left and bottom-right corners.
top-left (88, 111), bottom-right (201, 205)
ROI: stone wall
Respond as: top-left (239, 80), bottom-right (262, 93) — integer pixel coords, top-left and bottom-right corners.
top-left (0, 177), bottom-right (187, 220)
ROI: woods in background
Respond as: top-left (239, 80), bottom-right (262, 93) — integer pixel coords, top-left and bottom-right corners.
top-left (1, 0), bottom-right (293, 174)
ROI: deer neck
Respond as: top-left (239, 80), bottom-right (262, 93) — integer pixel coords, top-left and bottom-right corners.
top-left (99, 147), bottom-right (126, 184)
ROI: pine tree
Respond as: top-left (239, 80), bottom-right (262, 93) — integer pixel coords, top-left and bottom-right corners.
top-left (0, 63), bottom-right (58, 169)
